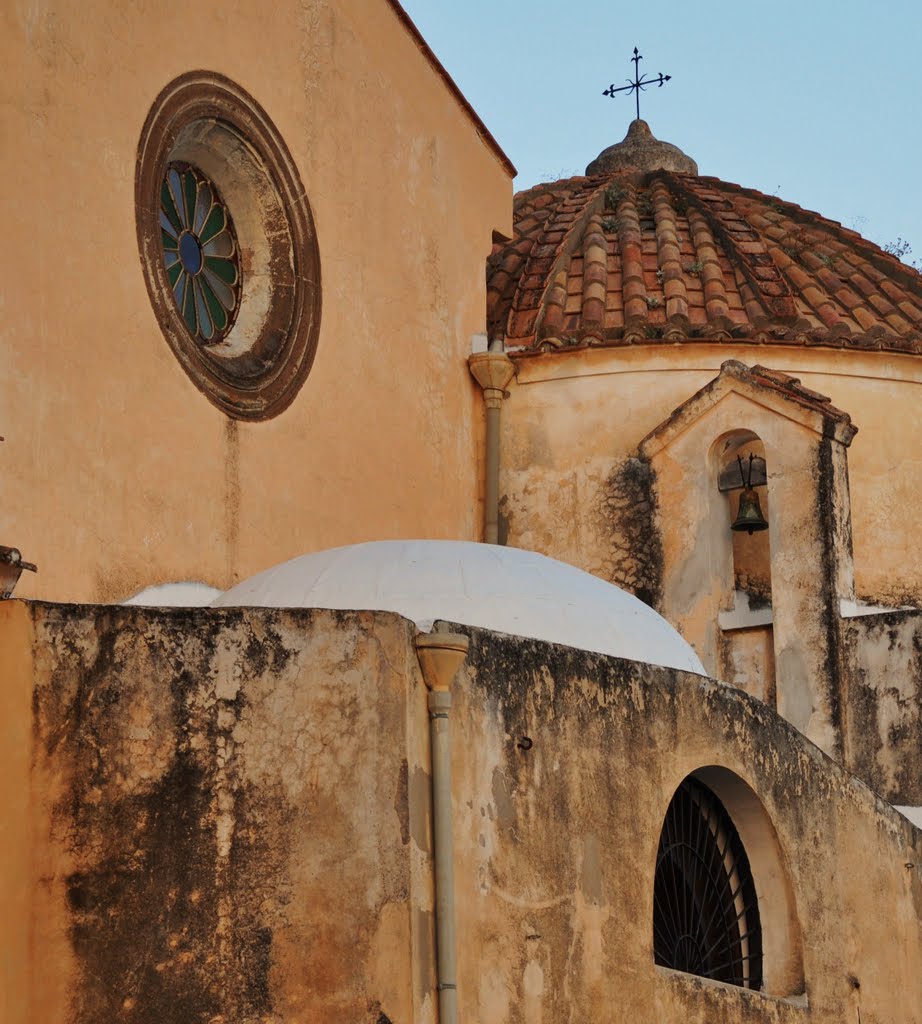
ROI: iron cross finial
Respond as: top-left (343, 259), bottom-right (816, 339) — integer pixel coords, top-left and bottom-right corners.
top-left (603, 47), bottom-right (672, 122)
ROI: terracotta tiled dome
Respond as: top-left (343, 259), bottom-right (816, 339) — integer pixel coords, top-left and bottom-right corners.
top-left (487, 120), bottom-right (922, 353)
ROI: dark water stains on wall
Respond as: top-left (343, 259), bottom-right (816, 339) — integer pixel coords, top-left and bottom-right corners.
top-left (599, 456), bottom-right (663, 608)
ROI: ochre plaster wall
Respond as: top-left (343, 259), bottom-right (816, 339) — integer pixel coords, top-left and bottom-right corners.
top-left (0, 602), bottom-right (34, 1024)
top-left (0, 0), bottom-right (512, 602)
top-left (643, 384), bottom-right (853, 759)
top-left (451, 627), bottom-right (922, 1024)
top-left (13, 603), bottom-right (434, 1024)
top-left (501, 344), bottom-right (922, 609)
top-left (11, 603), bottom-right (922, 1022)
top-left (844, 609), bottom-right (922, 804)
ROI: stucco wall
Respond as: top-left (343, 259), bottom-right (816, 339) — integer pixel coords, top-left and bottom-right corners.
top-left (452, 626), bottom-right (922, 1024)
top-left (4, 601), bottom-right (920, 1022)
top-left (2, 602), bottom-right (434, 1024)
top-left (844, 609), bottom-right (922, 804)
top-left (0, 0), bottom-right (512, 603)
top-left (501, 343), bottom-right (922, 609)
top-left (501, 344), bottom-right (922, 795)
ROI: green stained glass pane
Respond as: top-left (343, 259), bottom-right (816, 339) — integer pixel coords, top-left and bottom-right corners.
top-left (202, 267), bottom-right (236, 311)
top-left (183, 275), bottom-right (198, 333)
top-left (167, 263), bottom-right (183, 288)
top-left (161, 180), bottom-right (182, 234)
top-left (183, 172), bottom-right (197, 233)
top-left (205, 257), bottom-right (237, 285)
top-left (199, 204), bottom-right (225, 244)
top-left (200, 276), bottom-right (228, 332)
top-left (162, 229), bottom-right (178, 250)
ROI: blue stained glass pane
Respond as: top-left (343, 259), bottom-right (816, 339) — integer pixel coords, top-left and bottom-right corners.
top-left (160, 210), bottom-right (178, 238)
top-left (164, 251), bottom-right (179, 268)
top-left (179, 232), bottom-right (203, 275)
top-left (183, 173), bottom-right (197, 234)
top-left (161, 180), bottom-right (182, 233)
top-left (168, 168), bottom-right (186, 226)
top-left (174, 274), bottom-right (186, 306)
top-left (183, 274), bottom-right (197, 332)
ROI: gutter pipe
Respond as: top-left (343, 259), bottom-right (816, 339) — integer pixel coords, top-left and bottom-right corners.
top-left (415, 631), bottom-right (470, 1024)
top-left (469, 352), bottom-right (515, 544)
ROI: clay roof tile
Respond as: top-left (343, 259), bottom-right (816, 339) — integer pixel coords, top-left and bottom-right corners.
top-left (489, 128), bottom-right (922, 357)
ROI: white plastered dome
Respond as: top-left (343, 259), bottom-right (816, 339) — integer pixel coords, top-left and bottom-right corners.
top-left (212, 540), bottom-right (704, 675)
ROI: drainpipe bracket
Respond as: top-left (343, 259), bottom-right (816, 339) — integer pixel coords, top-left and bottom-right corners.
top-left (468, 352), bottom-right (515, 397)
top-left (415, 632), bottom-right (470, 693)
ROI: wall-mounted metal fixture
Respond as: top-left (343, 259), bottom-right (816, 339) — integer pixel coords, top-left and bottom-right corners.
top-left (730, 454), bottom-right (769, 535)
top-left (718, 453), bottom-right (766, 493)
top-left (0, 545), bottom-right (36, 598)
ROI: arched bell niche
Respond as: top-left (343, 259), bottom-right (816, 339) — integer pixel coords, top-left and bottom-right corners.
top-left (710, 430), bottom-right (776, 706)
top-left (715, 431), bottom-right (772, 612)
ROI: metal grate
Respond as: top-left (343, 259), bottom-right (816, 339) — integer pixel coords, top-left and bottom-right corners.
top-left (653, 777), bottom-right (763, 989)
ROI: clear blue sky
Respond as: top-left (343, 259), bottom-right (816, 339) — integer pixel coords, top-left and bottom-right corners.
top-left (401, 0), bottom-right (922, 261)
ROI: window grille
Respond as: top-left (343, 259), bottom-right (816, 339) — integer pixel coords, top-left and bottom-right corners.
top-left (653, 777), bottom-right (763, 989)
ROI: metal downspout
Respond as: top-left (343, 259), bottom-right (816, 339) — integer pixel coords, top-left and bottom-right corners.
top-left (469, 352), bottom-right (515, 544)
top-left (415, 631), bottom-right (470, 1024)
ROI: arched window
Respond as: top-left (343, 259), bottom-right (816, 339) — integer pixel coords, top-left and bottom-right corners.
top-left (653, 776), bottom-right (763, 989)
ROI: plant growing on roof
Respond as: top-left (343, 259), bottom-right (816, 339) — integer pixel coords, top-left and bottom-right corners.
top-left (882, 238), bottom-right (922, 271)
top-left (635, 192), bottom-right (653, 216)
top-left (604, 183), bottom-right (628, 209)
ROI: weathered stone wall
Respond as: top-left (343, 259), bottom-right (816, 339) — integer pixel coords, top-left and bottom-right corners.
top-left (6, 602), bottom-right (434, 1024)
top-left (450, 626), bottom-right (922, 1024)
top-left (843, 609), bottom-right (922, 804)
top-left (504, 350), bottom-right (922, 792)
top-left (502, 343), bottom-right (922, 615)
top-left (4, 602), bottom-right (920, 1022)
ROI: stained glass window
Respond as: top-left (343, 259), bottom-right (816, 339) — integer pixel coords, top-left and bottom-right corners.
top-left (160, 164), bottom-right (240, 344)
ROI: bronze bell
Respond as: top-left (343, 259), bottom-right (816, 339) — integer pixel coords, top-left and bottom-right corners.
top-left (732, 487), bottom-right (769, 535)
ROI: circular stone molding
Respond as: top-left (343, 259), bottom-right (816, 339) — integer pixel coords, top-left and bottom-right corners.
top-left (136, 71), bottom-right (321, 420)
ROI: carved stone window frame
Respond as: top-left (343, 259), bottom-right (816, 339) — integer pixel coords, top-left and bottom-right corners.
top-left (136, 71), bottom-right (321, 420)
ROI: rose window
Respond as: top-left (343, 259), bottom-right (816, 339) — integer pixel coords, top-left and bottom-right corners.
top-left (160, 164), bottom-right (240, 344)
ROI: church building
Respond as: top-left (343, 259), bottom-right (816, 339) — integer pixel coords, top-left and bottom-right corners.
top-left (1, 2), bottom-right (920, 1022)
